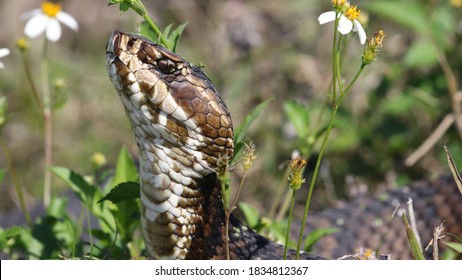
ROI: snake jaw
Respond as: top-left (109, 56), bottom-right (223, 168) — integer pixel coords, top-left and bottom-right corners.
top-left (106, 30), bottom-right (234, 259)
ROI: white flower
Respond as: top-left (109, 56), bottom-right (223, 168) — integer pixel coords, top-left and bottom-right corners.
top-left (0, 48), bottom-right (10, 69)
top-left (21, 1), bottom-right (78, 42)
top-left (318, 7), bottom-right (366, 45)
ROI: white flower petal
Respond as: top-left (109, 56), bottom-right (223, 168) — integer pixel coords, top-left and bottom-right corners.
top-left (24, 14), bottom-right (49, 39)
top-left (57, 11), bottom-right (79, 31)
top-left (0, 48), bottom-right (8, 69)
top-left (337, 15), bottom-right (353, 35)
top-left (20, 9), bottom-right (42, 21)
top-left (46, 19), bottom-right (62, 42)
top-left (353, 20), bottom-right (367, 44)
top-left (0, 48), bottom-right (10, 58)
top-left (318, 11), bottom-right (337, 25)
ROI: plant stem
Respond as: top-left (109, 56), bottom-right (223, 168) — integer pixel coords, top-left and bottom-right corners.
top-left (20, 52), bottom-right (43, 111)
top-left (86, 208), bottom-right (94, 259)
top-left (220, 178), bottom-right (230, 260)
top-left (339, 64), bottom-right (366, 104)
top-left (130, 0), bottom-right (170, 48)
top-left (41, 39), bottom-right (52, 208)
top-left (295, 106), bottom-right (338, 258)
top-left (230, 170), bottom-right (247, 212)
top-left (294, 44), bottom-right (367, 258)
top-left (335, 38), bottom-right (343, 93)
top-left (0, 137), bottom-right (31, 225)
top-left (283, 189), bottom-right (296, 260)
top-left (222, 169), bottom-right (249, 260)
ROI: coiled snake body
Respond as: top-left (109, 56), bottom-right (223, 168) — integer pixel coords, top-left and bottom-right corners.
top-left (106, 31), bottom-right (462, 260)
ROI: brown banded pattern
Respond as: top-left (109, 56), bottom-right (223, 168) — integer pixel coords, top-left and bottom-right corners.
top-left (106, 30), bottom-right (233, 259)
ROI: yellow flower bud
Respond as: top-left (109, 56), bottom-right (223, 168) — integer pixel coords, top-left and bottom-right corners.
top-left (288, 156), bottom-right (307, 191)
top-left (362, 30), bottom-right (385, 65)
top-left (16, 38), bottom-right (29, 52)
top-left (242, 141), bottom-right (257, 172)
top-left (90, 152), bottom-right (107, 169)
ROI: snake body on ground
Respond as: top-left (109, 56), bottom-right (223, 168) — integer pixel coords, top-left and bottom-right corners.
top-left (106, 30), bottom-right (462, 260)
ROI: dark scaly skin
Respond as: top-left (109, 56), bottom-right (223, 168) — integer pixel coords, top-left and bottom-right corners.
top-left (301, 176), bottom-right (462, 259)
top-left (106, 31), bottom-right (462, 260)
top-left (106, 30), bottom-right (321, 260)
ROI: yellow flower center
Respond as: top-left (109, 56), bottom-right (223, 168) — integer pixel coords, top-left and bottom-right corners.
top-left (344, 6), bottom-right (360, 21)
top-left (41, 2), bottom-right (61, 17)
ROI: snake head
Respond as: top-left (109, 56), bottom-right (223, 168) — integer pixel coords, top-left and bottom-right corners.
top-left (106, 30), bottom-right (234, 172)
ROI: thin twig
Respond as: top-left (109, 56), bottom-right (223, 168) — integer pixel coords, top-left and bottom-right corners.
top-left (407, 198), bottom-right (422, 249)
top-left (426, 222), bottom-right (446, 260)
top-left (436, 48), bottom-right (461, 139)
top-left (404, 113), bottom-right (456, 166)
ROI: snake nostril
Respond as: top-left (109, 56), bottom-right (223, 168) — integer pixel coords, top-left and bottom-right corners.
top-left (127, 38), bottom-right (136, 49)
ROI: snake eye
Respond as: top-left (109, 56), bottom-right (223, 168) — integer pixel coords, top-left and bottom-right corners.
top-left (158, 59), bottom-right (176, 74)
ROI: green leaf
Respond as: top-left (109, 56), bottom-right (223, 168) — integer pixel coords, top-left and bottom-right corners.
top-left (166, 22), bottom-right (189, 52)
top-left (112, 146), bottom-right (139, 186)
top-left (47, 196), bottom-right (68, 218)
top-left (107, 0), bottom-right (122, 5)
top-left (231, 99), bottom-right (272, 162)
top-left (0, 169), bottom-right (4, 184)
top-left (234, 99), bottom-right (272, 144)
top-left (0, 226), bottom-right (25, 241)
top-left (404, 40), bottom-right (439, 68)
top-left (50, 167), bottom-right (97, 208)
top-left (231, 99), bottom-right (272, 164)
top-left (367, 1), bottom-right (427, 36)
top-left (232, 142), bottom-right (245, 164)
top-left (140, 22), bottom-right (188, 52)
top-left (51, 167), bottom-right (116, 234)
top-left (119, 2), bottom-right (131, 12)
top-left (382, 94), bottom-right (415, 116)
top-left (444, 242), bottom-right (462, 254)
top-left (99, 181), bottom-right (140, 204)
top-left (430, 7), bottom-right (455, 51)
top-left (238, 202), bottom-right (260, 229)
top-left (268, 220), bottom-right (289, 244)
top-left (140, 21), bottom-right (158, 42)
top-left (0, 96), bottom-right (7, 127)
top-left (304, 227), bottom-right (339, 252)
top-left (283, 101), bottom-right (310, 140)
top-left (402, 213), bottom-right (425, 260)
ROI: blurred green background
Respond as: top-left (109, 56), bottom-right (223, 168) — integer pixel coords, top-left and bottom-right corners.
top-left (0, 0), bottom-right (461, 221)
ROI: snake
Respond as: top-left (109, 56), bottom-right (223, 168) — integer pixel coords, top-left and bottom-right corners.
top-left (106, 30), bottom-right (462, 260)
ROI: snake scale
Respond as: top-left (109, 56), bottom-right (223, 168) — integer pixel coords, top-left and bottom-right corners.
top-left (106, 30), bottom-right (462, 260)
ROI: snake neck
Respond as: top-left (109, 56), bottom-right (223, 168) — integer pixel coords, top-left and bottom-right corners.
top-left (137, 143), bottom-right (228, 259)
